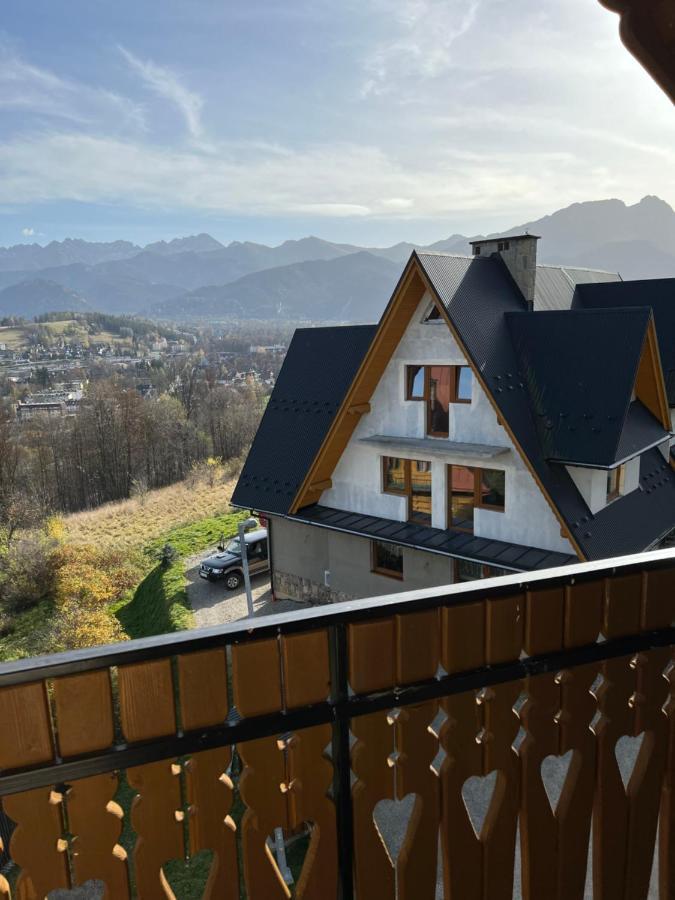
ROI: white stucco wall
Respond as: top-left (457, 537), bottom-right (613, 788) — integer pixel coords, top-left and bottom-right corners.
top-left (320, 291), bottom-right (575, 555)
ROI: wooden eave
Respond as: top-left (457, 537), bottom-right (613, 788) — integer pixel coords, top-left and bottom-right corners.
top-left (635, 314), bottom-right (672, 431)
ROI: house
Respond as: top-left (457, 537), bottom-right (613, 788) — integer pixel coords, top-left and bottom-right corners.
top-left (232, 235), bottom-right (675, 603)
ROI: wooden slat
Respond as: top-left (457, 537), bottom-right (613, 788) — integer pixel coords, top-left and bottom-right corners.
top-left (396, 610), bottom-right (439, 685)
top-left (185, 749), bottom-right (238, 900)
top-left (67, 773), bottom-right (129, 898)
top-left (603, 572), bottom-right (642, 639)
top-left (0, 683), bottom-right (53, 770)
top-left (441, 601), bottom-right (485, 674)
top-left (3, 787), bottom-right (70, 897)
top-left (127, 760), bottom-right (183, 900)
top-left (485, 594), bottom-right (523, 665)
top-left (285, 724), bottom-right (336, 899)
top-left (642, 566), bottom-right (675, 630)
top-left (178, 649), bottom-right (228, 731)
top-left (53, 671), bottom-right (114, 757)
top-left (564, 580), bottom-right (603, 648)
top-left (238, 737), bottom-right (291, 899)
top-left (179, 649), bottom-right (237, 899)
top-left (524, 587), bottom-right (564, 656)
top-left (348, 619), bottom-right (395, 694)
top-left (118, 660), bottom-right (176, 742)
top-left (281, 630), bottom-right (330, 708)
top-left (351, 711), bottom-right (395, 899)
top-left (395, 701), bottom-right (440, 900)
top-left (232, 638), bottom-right (282, 717)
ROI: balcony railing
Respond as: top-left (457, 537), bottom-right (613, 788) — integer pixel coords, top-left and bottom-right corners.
top-left (1, 547), bottom-right (674, 899)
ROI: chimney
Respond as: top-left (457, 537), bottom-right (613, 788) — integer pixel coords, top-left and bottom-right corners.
top-left (469, 233), bottom-right (540, 308)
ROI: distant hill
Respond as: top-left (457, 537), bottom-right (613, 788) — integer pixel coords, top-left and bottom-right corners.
top-left (0, 279), bottom-right (92, 317)
top-left (148, 252), bottom-right (400, 321)
top-left (0, 196), bottom-right (673, 319)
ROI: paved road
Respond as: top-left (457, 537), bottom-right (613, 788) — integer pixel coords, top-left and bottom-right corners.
top-left (185, 551), bottom-right (311, 627)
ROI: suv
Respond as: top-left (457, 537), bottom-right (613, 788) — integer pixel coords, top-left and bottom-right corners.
top-left (199, 528), bottom-right (269, 589)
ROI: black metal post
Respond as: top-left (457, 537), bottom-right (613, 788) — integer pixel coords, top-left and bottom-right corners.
top-left (329, 622), bottom-right (354, 900)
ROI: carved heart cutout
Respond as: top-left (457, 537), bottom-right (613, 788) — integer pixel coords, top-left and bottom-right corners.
top-left (541, 750), bottom-right (574, 815)
top-left (615, 732), bottom-right (645, 791)
top-left (462, 771), bottom-right (498, 839)
top-left (373, 794), bottom-right (417, 866)
top-left (48, 882), bottom-right (105, 899)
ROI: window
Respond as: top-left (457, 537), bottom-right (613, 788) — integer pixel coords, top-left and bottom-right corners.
top-left (448, 465), bottom-right (506, 533)
top-left (454, 366), bottom-right (473, 403)
top-left (473, 245), bottom-right (481, 255)
top-left (383, 456), bottom-right (407, 494)
top-left (372, 540), bottom-right (403, 579)
top-left (410, 460), bottom-right (432, 525)
top-left (427, 366), bottom-right (451, 436)
top-left (382, 457), bottom-right (432, 526)
top-left (406, 365), bottom-right (425, 400)
top-left (405, 365), bottom-right (472, 437)
top-left (606, 465), bottom-right (625, 502)
top-left (424, 305), bottom-right (442, 322)
top-left (497, 240), bottom-right (510, 252)
top-left (454, 559), bottom-right (508, 582)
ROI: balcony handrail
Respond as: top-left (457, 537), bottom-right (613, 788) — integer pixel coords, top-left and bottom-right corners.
top-left (1, 545), bottom-right (674, 688)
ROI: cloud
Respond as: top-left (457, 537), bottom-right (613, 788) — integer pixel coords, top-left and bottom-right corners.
top-left (361, 0), bottom-right (480, 96)
top-left (0, 45), bottom-right (145, 131)
top-left (1, 129), bottom-right (673, 226)
top-left (21, 226), bottom-right (35, 236)
top-left (119, 46), bottom-right (204, 139)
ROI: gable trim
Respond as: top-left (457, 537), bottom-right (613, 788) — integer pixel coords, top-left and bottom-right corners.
top-left (635, 315), bottom-right (671, 430)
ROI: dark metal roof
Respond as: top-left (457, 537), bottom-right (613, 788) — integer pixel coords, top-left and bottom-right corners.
top-left (289, 504), bottom-right (577, 572)
top-left (576, 278), bottom-right (675, 405)
top-left (415, 252), bottom-right (675, 560)
top-left (615, 401), bottom-right (671, 464)
top-left (231, 324), bottom-right (376, 515)
top-left (505, 307), bottom-right (662, 467)
top-left (533, 265), bottom-right (620, 312)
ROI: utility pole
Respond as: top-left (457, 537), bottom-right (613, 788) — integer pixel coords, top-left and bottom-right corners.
top-left (238, 516), bottom-right (258, 617)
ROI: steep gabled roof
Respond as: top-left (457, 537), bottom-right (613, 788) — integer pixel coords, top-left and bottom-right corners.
top-left (231, 324), bottom-right (376, 515)
top-left (505, 307), bottom-right (657, 466)
top-left (576, 278), bottom-right (675, 404)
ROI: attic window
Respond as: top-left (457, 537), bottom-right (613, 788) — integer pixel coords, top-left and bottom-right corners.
top-left (473, 245), bottom-right (481, 256)
top-left (424, 304), bottom-right (442, 322)
top-left (606, 465), bottom-right (626, 503)
top-left (497, 241), bottom-right (510, 252)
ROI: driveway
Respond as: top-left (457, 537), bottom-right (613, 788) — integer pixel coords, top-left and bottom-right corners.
top-left (185, 551), bottom-right (311, 627)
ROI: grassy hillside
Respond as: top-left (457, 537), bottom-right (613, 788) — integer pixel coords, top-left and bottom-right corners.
top-left (0, 472), bottom-right (247, 660)
top-left (65, 477), bottom-right (239, 553)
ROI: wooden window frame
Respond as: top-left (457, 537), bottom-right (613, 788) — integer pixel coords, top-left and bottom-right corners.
top-left (382, 456), bottom-right (409, 496)
top-left (371, 540), bottom-right (404, 580)
top-left (405, 364), bottom-right (472, 414)
top-left (606, 465), bottom-right (626, 503)
top-left (447, 465), bottom-right (506, 532)
top-left (382, 457), bottom-right (432, 525)
top-left (405, 365), bottom-right (425, 401)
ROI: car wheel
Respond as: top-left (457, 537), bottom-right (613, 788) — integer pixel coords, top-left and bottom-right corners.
top-left (225, 572), bottom-right (243, 590)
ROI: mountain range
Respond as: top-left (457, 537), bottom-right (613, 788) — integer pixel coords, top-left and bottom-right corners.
top-left (1, 195), bottom-right (674, 322)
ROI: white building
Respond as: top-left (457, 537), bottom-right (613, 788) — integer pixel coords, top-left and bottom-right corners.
top-left (233, 236), bottom-right (675, 603)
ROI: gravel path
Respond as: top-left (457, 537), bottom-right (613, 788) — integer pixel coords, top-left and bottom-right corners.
top-left (185, 551), bottom-right (311, 627)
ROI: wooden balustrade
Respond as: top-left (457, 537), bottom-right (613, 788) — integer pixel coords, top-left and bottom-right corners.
top-left (0, 549), bottom-right (674, 898)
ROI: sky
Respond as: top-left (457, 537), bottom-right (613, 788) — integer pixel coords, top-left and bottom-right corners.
top-left (0, 0), bottom-right (674, 249)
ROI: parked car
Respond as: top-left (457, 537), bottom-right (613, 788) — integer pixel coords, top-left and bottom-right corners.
top-left (199, 528), bottom-right (269, 589)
